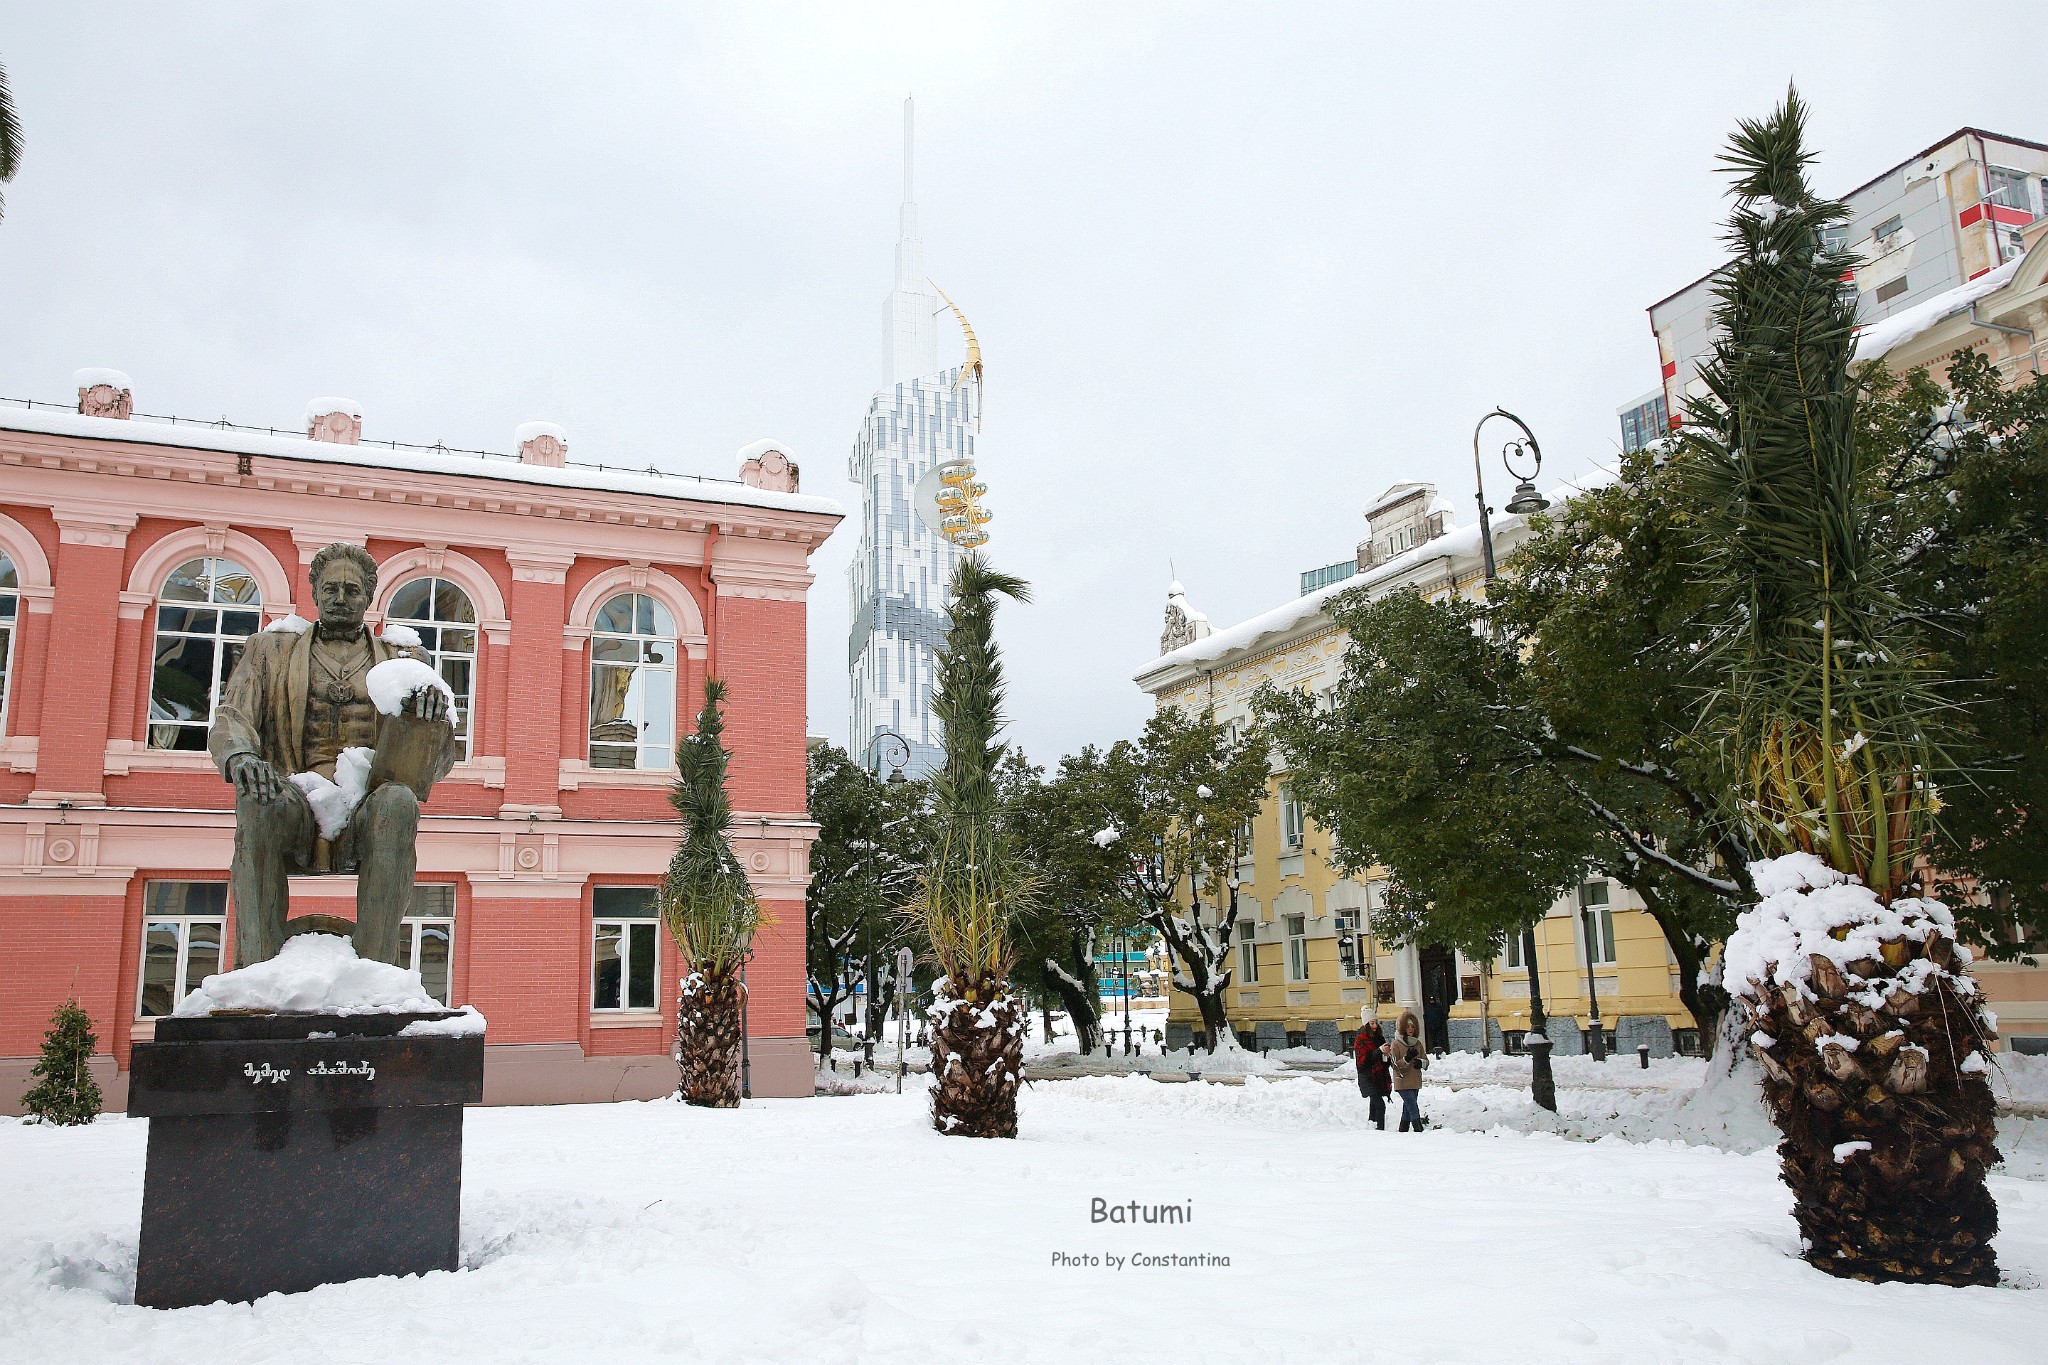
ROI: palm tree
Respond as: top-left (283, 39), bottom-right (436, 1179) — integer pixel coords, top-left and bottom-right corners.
top-left (1684, 90), bottom-right (2001, 1285)
top-left (0, 60), bottom-right (23, 222)
top-left (662, 679), bottom-right (764, 1108)
top-left (912, 553), bottom-right (1034, 1138)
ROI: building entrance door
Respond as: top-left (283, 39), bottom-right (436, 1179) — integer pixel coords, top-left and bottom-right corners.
top-left (1419, 947), bottom-right (1456, 1054)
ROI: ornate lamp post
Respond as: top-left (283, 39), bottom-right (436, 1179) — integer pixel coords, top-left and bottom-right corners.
top-left (1581, 897), bottom-right (1608, 1061)
top-left (863, 729), bottom-right (911, 784)
top-left (1472, 406), bottom-right (1558, 1110)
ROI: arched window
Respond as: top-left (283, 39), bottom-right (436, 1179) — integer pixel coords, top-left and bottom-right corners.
top-left (385, 576), bottom-right (478, 759)
top-left (0, 551), bottom-right (17, 736)
top-left (588, 592), bottom-right (675, 770)
top-left (149, 557), bottom-right (260, 751)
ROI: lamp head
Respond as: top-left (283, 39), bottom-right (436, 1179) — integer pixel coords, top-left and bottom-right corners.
top-left (1505, 479), bottom-right (1550, 516)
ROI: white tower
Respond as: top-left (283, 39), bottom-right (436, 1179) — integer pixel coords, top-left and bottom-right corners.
top-left (848, 98), bottom-right (980, 779)
top-left (887, 98), bottom-right (940, 384)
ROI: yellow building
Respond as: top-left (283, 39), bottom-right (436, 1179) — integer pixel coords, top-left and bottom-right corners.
top-left (1135, 482), bottom-right (1701, 1058)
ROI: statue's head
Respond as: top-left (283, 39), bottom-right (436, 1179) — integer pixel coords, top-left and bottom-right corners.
top-left (308, 543), bottom-right (379, 634)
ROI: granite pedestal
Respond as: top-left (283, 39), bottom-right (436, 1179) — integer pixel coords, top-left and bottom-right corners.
top-left (129, 1009), bottom-right (484, 1309)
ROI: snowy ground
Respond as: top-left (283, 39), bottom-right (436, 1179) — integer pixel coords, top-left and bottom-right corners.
top-left (7, 1075), bottom-right (2048, 1363)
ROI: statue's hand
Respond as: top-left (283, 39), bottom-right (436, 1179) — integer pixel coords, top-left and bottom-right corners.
top-left (228, 753), bottom-right (286, 803)
top-left (412, 686), bottom-right (449, 725)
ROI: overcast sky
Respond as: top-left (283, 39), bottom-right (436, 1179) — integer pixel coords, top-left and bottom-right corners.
top-left (5, 4), bottom-right (2046, 765)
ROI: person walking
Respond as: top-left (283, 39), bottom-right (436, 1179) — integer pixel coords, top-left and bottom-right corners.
top-left (1389, 1011), bottom-right (1430, 1132)
top-left (1353, 1013), bottom-right (1391, 1130)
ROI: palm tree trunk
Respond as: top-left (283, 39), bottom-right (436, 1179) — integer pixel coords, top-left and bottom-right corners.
top-left (930, 970), bottom-right (1024, 1137)
top-left (1745, 928), bottom-right (2000, 1284)
top-left (677, 967), bottom-right (745, 1108)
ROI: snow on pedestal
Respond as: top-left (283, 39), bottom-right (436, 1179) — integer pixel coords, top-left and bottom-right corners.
top-left (174, 932), bottom-right (465, 1019)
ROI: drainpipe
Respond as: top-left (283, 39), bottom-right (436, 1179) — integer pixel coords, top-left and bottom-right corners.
top-left (1968, 303), bottom-right (2038, 377)
top-left (699, 523), bottom-right (721, 680)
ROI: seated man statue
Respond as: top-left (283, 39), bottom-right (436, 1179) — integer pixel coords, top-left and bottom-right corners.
top-left (209, 543), bottom-right (459, 969)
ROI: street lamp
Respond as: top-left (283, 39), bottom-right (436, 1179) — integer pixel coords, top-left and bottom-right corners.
top-left (1472, 406), bottom-right (1559, 1112)
top-left (863, 729), bottom-right (911, 784)
top-left (1471, 407), bottom-right (1551, 582)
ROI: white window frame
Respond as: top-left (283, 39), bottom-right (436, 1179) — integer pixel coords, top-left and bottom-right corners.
top-left (137, 881), bottom-right (228, 1019)
top-left (149, 556), bottom-right (261, 751)
top-left (591, 887), bottom-right (660, 1012)
top-left (1579, 881), bottom-right (1617, 965)
top-left (1335, 909), bottom-right (1365, 980)
top-left (1285, 914), bottom-right (1309, 982)
top-left (589, 592), bottom-right (677, 771)
top-left (1279, 787), bottom-right (1305, 850)
top-left (1505, 928), bottom-right (1529, 972)
top-left (1237, 919), bottom-right (1259, 985)
top-left (383, 576), bottom-right (479, 760)
top-left (397, 883), bottom-right (457, 1007)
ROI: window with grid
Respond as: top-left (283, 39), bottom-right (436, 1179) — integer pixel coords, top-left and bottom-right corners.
top-left (1335, 909), bottom-right (1365, 979)
top-left (1279, 787), bottom-right (1304, 850)
top-left (1285, 914), bottom-right (1308, 982)
top-left (1579, 881), bottom-right (1616, 965)
top-left (592, 886), bottom-right (659, 1011)
top-left (1505, 928), bottom-right (1529, 971)
top-left (1987, 166), bottom-right (2035, 214)
top-left (1236, 919), bottom-right (1258, 984)
top-left (385, 578), bottom-right (477, 759)
top-left (398, 884), bottom-right (456, 1006)
top-left (589, 593), bottom-right (675, 770)
top-left (149, 557), bottom-right (260, 750)
top-left (138, 882), bottom-right (227, 1017)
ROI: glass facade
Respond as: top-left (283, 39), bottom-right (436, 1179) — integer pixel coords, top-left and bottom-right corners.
top-left (847, 369), bottom-right (975, 778)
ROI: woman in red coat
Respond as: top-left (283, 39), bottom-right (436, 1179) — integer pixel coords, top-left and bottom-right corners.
top-left (1353, 1015), bottom-right (1391, 1130)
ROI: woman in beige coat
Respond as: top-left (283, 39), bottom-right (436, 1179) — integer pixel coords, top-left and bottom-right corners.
top-left (1388, 1011), bottom-right (1429, 1131)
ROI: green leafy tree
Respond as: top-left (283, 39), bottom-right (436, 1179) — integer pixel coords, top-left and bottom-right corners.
top-left (1258, 590), bottom-right (1595, 1107)
top-left (1680, 90), bottom-right (2000, 1286)
top-left (804, 743), bottom-right (929, 1068)
top-left (22, 1000), bottom-right (102, 1126)
top-left (1002, 745), bottom-right (1144, 1053)
top-left (912, 553), bottom-right (1035, 1138)
top-left (661, 680), bottom-right (765, 1108)
top-left (1876, 349), bottom-right (2048, 952)
top-left (1095, 705), bottom-right (1270, 1053)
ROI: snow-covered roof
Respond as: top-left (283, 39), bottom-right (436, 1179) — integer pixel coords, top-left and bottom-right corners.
top-left (0, 406), bottom-right (842, 518)
top-left (73, 368), bottom-right (132, 391)
top-left (1362, 481), bottom-right (1432, 520)
top-left (1136, 466), bottom-right (1615, 682)
top-left (1852, 256), bottom-right (2023, 362)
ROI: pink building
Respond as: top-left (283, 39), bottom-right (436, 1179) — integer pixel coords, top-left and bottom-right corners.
top-left (0, 374), bottom-right (839, 1110)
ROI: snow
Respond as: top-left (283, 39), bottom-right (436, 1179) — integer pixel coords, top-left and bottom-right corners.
top-left (1091, 825), bottom-right (1120, 848)
top-left (171, 933), bottom-right (442, 1016)
top-left (735, 437), bottom-right (795, 463)
top-left (379, 622), bottom-right (423, 649)
top-left (514, 420), bottom-right (567, 446)
top-left (1723, 852), bottom-right (1958, 1001)
top-left (1853, 255), bottom-right (2024, 362)
top-left (6, 1075), bottom-right (2047, 1360)
top-left (367, 657), bottom-right (456, 719)
top-left (397, 1006), bottom-right (488, 1039)
top-left (303, 396), bottom-right (362, 423)
top-left (1136, 466), bottom-right (1616, 679)
top-left (286, 745), bottom-right (373, 840)
top-left (71, 368), bottom-right (131, 391)
top-left (1833, 1140), bottom-right (1873, 1164)
top-left (263, 613), bottom-right (312, 635)
top-left (0, 407), bottom-right (842, 518)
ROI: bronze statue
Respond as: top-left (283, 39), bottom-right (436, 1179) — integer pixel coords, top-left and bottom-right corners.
top-left (209, 543), bottom-right (459, 968)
